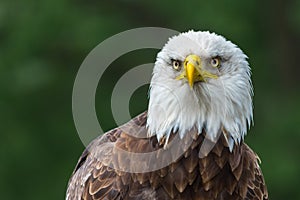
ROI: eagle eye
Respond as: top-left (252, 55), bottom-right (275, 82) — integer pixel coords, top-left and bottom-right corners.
top-left (210, 57), bottom-right (220, 68)
top-left (172, 60), bottom-right (182, 71)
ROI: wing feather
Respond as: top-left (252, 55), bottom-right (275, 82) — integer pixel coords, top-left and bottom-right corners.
top-left (66, 111), bottom-right (268, 200)
top-left (234, 144), bottom-right (268, 200)
top-left (66, 113), bottom-right (147, 200)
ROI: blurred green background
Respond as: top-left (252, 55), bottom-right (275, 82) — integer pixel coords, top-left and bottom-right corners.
top-left (1, 0), bottom-right (300, 199)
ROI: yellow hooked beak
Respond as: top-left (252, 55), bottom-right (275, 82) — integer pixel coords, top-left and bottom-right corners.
top-left (176, 54), bottom-right (218, 88)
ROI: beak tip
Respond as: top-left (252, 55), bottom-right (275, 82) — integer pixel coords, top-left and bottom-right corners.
top-left (188, 82), bottom-right (194, 88)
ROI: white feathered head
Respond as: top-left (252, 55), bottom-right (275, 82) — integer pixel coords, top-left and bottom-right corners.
top-left (147, 30), bottom-right (253, 151)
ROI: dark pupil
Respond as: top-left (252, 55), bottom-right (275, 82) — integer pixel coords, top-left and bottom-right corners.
top-left (175, 62), bottom-right (179, 67)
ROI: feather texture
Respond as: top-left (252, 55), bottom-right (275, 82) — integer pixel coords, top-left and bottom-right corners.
top-left (66, 112), bottom-right (268, 200)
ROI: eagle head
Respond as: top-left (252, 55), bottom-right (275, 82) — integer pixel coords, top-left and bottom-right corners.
top-left (147, 30), bottom-right (253, 151)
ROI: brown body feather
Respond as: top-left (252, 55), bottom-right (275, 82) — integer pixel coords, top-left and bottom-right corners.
top-left (66, 112), bottom-right (268, 200)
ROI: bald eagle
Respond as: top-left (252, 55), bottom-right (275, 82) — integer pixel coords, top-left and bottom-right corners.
top-left (66, 31), bottom-right (268, 200)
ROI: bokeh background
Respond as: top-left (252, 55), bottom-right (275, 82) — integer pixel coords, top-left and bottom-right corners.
top-left (1, 0), bottom-right (300, 199)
